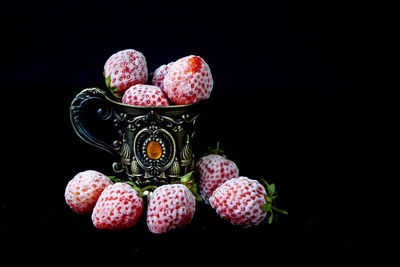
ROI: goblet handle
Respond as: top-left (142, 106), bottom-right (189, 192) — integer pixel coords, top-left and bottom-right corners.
top-left (70, 88), bottom-right (120, 159)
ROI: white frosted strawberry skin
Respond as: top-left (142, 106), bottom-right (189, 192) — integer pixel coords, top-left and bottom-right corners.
top-left (196, 154), bottom-right (239, 202)
top-left (65, 170), bottom-right (112, 215)
top-left (147, 184), bottom-right (196, 234)
top-left (122, 84), bottom-right (169, 106)
top-left (152, 62), bottom-right (173, 91)
top-left (104, 49), bottom-right (148, 97)
top-left (209, 177), bottom-right (267, 228)
top-left (92, 183), bottom-right (144, 230)
top-left (163, 55), bottom-right (213, 105)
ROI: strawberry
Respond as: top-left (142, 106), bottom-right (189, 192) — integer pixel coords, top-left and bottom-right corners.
top-left (104, 49), bottom-right (148, 98)
top-left (209, 177), bottom-right (288, 228)
top-left (122, 84), bottom-right (169, 106)
top-left (65, 170), bottom-right (112, 215)
top-left (196, 154), bottom-right (239, 203)
top-left (163, 55), bottom-right (213, 105)
top-left (147, 184), bottom-right (196, 234)
top-left (151, 62), bottom-right (173, 91)
top-left (92, 182), bottom-right (144, 230)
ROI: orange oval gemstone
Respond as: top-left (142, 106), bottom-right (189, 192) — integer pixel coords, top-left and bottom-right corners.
top-left (147, 141), bottom-right (162, 160)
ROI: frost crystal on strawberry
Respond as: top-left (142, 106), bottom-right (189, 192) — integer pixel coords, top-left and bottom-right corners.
top-left (65, 170), bottom-right (112, 215)
top-left (104, 49), bottom-right (148, 98)
top-left (209, 177), bottom-right (264, 227)
top-left (151, 62), bottom-right (173, 91)
top-left (210, 177), bottom-right (288, 227)
top-left (196, 154), bottom-right (239, 202)
top-left (122, 84), bottom-right (169, 106)
top-left (147, 184), bottom-right (196, 234)
top-left (92, 183), bottom-right (144, 230)
top-left (163, 55), bottom-right (213, 105)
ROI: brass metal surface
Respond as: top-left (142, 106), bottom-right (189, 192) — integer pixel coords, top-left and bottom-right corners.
top-left (70, 87), bottom-right (202, 186)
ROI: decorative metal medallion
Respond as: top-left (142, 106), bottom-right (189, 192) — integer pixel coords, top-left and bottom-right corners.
top-left (134, 127), bottom-right (176, 176)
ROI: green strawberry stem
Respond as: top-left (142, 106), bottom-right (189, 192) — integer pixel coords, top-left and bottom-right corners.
top-left (215, 141), bottom-right (220, 154)
top-left (205, 141), bottom-right (227, 158)
top-left (261, 178), bottom-right (270, 187)
top-left (260, 178), bottom-right (288, 224)
top-left (272, 206), bottom-right (288, 215)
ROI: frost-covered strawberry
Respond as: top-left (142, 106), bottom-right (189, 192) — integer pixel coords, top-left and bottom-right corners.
top-left (65, 170), bottom-right (112, 215)
top-left (163, 55), bottom-right (213, 105)
top-left (122, 84), bottom-right (169, 106)
top-left (196, 154), bottom-right (239, 202)
top-left (151, 62), bottom-right (173, 91)
top-left (209, 177), bottom-right (287, 227)
top-left (147, 184), bottom-right (196, 234)
top-left (92, 183), bottom-right (144, 230)
top-left (104, 49), bottom-right (148, 98)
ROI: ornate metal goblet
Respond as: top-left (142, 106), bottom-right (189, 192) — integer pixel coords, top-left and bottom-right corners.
top-left (70, 88), bottom-right (203, 187)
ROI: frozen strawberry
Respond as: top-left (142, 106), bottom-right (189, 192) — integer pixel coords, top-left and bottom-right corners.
top-left (147, 184), bottom-right (196, 234)
top-left (209, 177), bottom-right (287, 227)
top-left (65, 170), bottom-right (112, 215)
top-left (104, 49), bottom-right (148, 98)
top-left (122, 84), bottom-right (169, 106)
top-left (151, 62), bottom-right (173, 91)
top-left (196, 154), bottom-right (239, 202)
top-left (163, 55), bottom-right (213, 105)
top-left (92, 183), bottom-right (144, 230)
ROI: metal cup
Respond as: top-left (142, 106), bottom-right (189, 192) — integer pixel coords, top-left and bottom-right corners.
top-left (70, 87), bottom-right (203, 186)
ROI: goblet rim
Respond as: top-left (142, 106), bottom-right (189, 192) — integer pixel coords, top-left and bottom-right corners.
top-left (105, 94), bottom-right (203, 109)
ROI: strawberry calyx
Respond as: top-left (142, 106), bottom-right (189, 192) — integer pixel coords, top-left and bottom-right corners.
top-left (105, 74), bottom-right (111, 88)
top-left (204, 141), bottom-right (227, 158)
top-left (104, 74), bottom-right (120, 98)
top-left (260, 178), bottom-right (288, 224)
top-left (172, 171), bottom-right (203, 202)
top-left (108, 174), bottom-right (202, 201)
top-left (108, 176), bottom-right (157, 199)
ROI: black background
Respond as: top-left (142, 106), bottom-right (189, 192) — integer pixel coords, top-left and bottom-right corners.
top-left (1, 0), bottom-right (394, 263)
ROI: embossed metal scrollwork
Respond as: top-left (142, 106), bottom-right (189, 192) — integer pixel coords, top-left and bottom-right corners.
top-left (70, 88), bottom-right (121, 159)
top-left (71, 88), bottom-right (203, 187)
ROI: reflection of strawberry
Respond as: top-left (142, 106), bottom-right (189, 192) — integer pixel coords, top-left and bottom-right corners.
top-left (65, 170), bottom-right (112, 215)
top-left (122, 84), bottom-right (169, 106)
top-left (104, 49), bottom-right (148, 98)
top-left (209, 177), bottom-right (288, 227)
top-left (147, 184), bottom-right (196, 234)
top-left (151, 62), bottom-right (173, 91)
top-left (163, 55), bottom-right (213, 105)
top-left (92, 183), bottom-right (144, 230)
